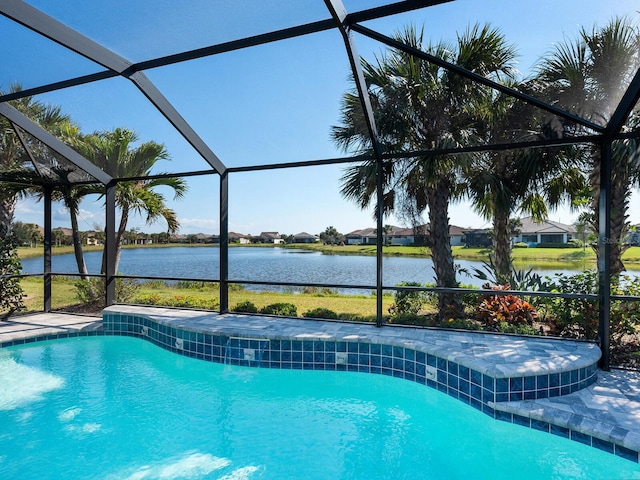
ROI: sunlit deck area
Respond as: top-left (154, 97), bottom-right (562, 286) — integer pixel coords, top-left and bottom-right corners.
top-left (2, 308), bottom-right (639, 461)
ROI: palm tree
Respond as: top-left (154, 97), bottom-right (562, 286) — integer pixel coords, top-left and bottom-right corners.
top-left (332, 23), bottom-right (517, 317)
top-left (78, 128), bottom-right (187, 273)
top-left (536, 16), bottom-right (640, 276)
top-left (464, 82), bottom-right (586, 281)
top-left (0, 84), bottom-right (73, 236)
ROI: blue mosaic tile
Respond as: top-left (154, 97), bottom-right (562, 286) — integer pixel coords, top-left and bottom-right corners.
top-left (524, 376), bottom-right (536, 391)
top-left (359, 343), bottom-right (369, 354)
top-left (448, 361), bottom-right (458, 376)
top-left (495, 410), bottom-right (512, 422)
top-left (470, 369), bottom-right (482, 386)
top-left (615, 445), bottom-right (639, 462)
top-left (348, 342), bottom-right (358, 353)
top-left (496, 377), bottom-right (508, 393)
top-left (510, 377), bottom-right (523, 392)
top-left (437, 357), bottom-right (447, 371)
top-left (459, 365), bottom-right (470, 380)
top-left (393, 346), bottom-right (404, 359)
top-left (592, 437), bottom-right (614, 454)
top-left (426, 354), bottom-right (437, 367)
top-left (381, 344), bottom-right (392, 357)
top-left (571, 431), bottom-right (592, 446)
top-left (416, 351), bottom-right (425, 364)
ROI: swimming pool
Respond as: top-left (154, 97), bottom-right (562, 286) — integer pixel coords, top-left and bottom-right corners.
top-left (1, 336), bottom-right (639, 479)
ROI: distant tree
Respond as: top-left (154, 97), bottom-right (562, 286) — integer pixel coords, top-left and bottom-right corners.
top-left (12, 221), bottom-right (40, 247)
top-left (319, 226), bottom-right (344, 245)
top-left (52, 228), bottom-right (65, 247)
top-left (186, 234), bottom-right (198, 244)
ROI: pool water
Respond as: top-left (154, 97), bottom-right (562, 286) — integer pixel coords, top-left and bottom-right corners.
top-left (0, 337), bottom-right (638, 480)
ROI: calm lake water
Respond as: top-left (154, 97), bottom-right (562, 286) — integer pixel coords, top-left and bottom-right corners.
top-left (19, 246), bottom-right (595, 292)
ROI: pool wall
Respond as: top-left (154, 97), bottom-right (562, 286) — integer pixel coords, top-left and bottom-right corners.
top-left (94, 310), bottom-right (634, 463)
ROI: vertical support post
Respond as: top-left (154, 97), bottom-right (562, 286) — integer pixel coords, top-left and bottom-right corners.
top-left (43, 185), bottom-right (52, 312)
top-left (375, 159), bottom-right (384, 327)
top-left (219, 172), bottom-right (229, 313)
top-left (598, 141), bottom-right (612, 371)
top-left (105, 181), bottom-right (116, 306)
top-left (325, 0), bottom-right (385, 327)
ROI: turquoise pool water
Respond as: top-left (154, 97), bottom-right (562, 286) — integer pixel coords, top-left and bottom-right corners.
top-left (0, 336), bottom-right (638, 480)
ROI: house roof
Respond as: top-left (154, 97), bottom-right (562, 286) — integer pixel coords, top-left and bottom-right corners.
top-left (293, 232), bottom-right (318, 239)
top-left (228, 232), bottom-right (247, 239)
top-left (519, 216), bottom-right (576, 234)
top-left (259, 232), bottom-right (281, 239)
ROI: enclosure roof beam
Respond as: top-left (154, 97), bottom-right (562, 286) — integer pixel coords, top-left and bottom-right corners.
top-left (350, 23), bottom-right (606, 133)
top-left (0, 1), bottom-right (451, 103)
top-left (604, 68), bottom-right (640, 140)
top-left (0, 103), bottom-right (112, 185)
top-left (0, 0), bottom-right (227, 175)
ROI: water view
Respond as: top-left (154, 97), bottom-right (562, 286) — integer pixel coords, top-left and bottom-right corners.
top-left (19, 246), bottom-right (600, 292)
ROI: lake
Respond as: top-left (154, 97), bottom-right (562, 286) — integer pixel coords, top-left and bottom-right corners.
top-left (19, 246), bottom-right (594, 292)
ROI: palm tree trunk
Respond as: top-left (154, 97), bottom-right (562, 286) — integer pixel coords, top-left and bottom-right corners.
top-left (0, 190), bottom-right (16, 239)
top-left (590, 150), bottom-right (628, 277)
top-left (100, 209), bottom-right (128, 276)
top-left (427, 182), bottom-right (463, 318)
top-left (493, 206), bottom-right (512, 283)
top-left (68, 205), bottom-right (88, 280)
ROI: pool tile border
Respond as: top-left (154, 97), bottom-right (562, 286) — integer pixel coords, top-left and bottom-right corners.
top-left (91, 310), bottom-right (637, 462)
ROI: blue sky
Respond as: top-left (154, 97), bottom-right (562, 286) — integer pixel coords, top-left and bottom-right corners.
top-left (6, 0), bottom-right (640, 235)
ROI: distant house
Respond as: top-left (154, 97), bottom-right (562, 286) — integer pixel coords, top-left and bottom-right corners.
top-left (513, 216), bottom-right (576, 245)
top-left (85, 230), bottom-right (101, 246)
top-left (292, 232), bottom-right (319, 244)
top-left (345, 225), bottom-right (463, 246)
top-left (229, 232), bottom-right (250, 244)
top-left (463, 228), bottom-right (492, 248)
top-left (258, 232), bottom-right (284, 244)
top-left (345, 228), bottom-right (377, 245)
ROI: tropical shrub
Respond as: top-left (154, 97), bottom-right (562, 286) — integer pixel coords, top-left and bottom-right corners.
top-left (303, 307), bottom-right (339, 319)
top-left (75, 277), bottom-right (140, 305)
top-left (259, 303), bottom-right (297, 316)
top-left (135, 293), bottom-right (219, 310)
top-left (567, 238), bottom-right (583, 248)
top-left (232, 300), bottom-right (258, 313)
top-left (0, 230), bottom-right (24, 317)
top-left (476, 283), bottom-right (537, 328)
top-left (388, 282), bottom-right (426, 318)
top-left (536, 271), bottom-right (640, 345)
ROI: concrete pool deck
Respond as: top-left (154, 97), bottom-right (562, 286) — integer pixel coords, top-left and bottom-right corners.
top-left (2, 309), bottom-right (640, 460)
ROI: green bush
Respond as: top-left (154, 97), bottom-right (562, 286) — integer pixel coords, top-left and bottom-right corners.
top-left (388, 312), bottom-right (430, 326)
top-left (536, 270), bottom-right (640, 344)
top-left (495, 322), bottom-right (540, 335)
top-left (0, 230), bottom-right (24, 317)
top-left (436, 317), bottom-right (481, 331)
top-left (303, 307), bottom-right (338, 319)
top-left (75, 277), bottom-right (140, 305)
top-left (259, 302), bottom-right (297, 316)
top-left (567, 238), bottom-right (583, 248)
top-left (232, 300), bottom-right (258, 313)
top-left (135, 293), bottom-right (219, 310)
top-left (388, 282), bottom-right (426, 318)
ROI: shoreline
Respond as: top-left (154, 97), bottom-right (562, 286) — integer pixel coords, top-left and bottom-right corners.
top-left (17, 242), bottom-right (640, 270)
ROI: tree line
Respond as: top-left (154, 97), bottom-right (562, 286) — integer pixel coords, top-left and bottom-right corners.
top-left (332, 18), bottom-right (640, 318)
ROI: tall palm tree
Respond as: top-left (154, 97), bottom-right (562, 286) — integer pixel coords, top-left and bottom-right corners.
top-left (536, 16), bottom-right (640, 276)
top-left (0, 84), bottom-right (72, 236)
top-left (78, 128), bottom-right (187, 273)
top-left (332, 23), bottom-right (517, 317)
top-left (464, 82), bottom-right (586, 281)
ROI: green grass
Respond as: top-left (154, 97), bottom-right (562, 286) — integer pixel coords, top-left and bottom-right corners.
top-left (18, 276), bottom-right (79, 312)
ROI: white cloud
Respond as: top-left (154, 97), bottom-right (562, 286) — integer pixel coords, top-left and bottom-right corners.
top-left (178, 218), bottom-right (219, 234)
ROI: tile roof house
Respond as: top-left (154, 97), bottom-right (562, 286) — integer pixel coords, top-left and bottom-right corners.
top-left (258, 232), bottom-right (284, 244)
top-left (292, 232), bottom-right (320, 243)
top-left (228, 232), bottom-right (250, 244)
top-left (345, 225), bottom-right (464, 246)
top-left (513, 216), bottom-right (576, 245)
